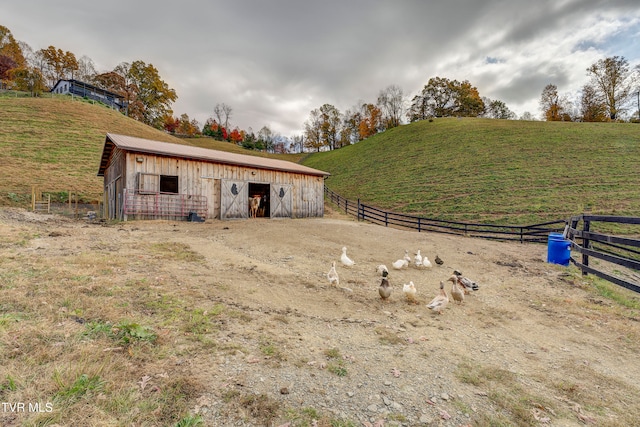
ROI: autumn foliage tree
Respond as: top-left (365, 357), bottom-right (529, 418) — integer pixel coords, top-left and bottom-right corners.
top-left (408, 77), bottom-right (485, 120)
top-left (36, 45), bottom-right (78, 88)
top-left (94, 61), bottom-right (177, 128)
top-left (0, 25), bottom-right (25, 67)
top-left (579, 84), bottom-right (608, 122)
top-left (540, 84), bottom-right (572, 121)
top-left (0, 25), bottom-right (26, 89)
top-left (358, 103), bottom-right (382, 140)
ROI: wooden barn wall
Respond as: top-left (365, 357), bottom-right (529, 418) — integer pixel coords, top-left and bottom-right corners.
top-left (103, 147), bottom-right (126, 219)
top-left (120, 152), bottom-right (325, 220)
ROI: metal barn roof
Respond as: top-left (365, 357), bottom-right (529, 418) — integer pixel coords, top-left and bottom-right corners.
top-left (97, 133), bottom-right (330, 177)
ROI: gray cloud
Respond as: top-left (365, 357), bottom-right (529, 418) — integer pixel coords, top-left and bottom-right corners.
top-left (4, 0), bottom-right (640, 134)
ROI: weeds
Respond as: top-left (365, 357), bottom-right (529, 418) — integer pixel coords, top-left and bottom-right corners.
top-left (175, 415), bottom-right (204, 426)
top-left (83, 320), bottom-right (157, 346)
top-left (54, 372), bottom-right (105, 405)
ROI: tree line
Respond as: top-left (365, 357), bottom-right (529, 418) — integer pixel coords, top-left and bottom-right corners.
top-left (0, 24), bottom-right (288, 152)
top-left (301, 79), bottom-right (517, 152)
top-left (540, 56), bottom-right (639, 122)
top-left (2, 23), bottom-right (638, 155)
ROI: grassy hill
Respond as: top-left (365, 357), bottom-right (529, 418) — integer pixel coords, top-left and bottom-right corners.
top-left (2, 95), bottom-right (638, 225)
top-left (302, 118), bottom-right (640, 225)
top-left (0, 94), bottom-right (302, 204)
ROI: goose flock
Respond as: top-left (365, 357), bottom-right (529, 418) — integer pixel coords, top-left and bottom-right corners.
top-left (328, 246), bottom-right (480, 315)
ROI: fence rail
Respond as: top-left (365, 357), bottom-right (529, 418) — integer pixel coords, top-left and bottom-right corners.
top-left (566, 214), bottom-right (640, 293)
top-left (325, 187), bottom-right (565, 243)
top-left (123, 189), bottom-right (208, 219)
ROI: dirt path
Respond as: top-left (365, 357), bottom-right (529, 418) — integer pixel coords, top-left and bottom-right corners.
top-left (1, 206), bottom-right (639, 426)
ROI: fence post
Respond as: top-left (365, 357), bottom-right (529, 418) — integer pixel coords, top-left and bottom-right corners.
top-left (418, 217), bottom-right (421, 232)
top-left (345, 199), bottom-right (348, 215)
top-left (385, 212), bottom-right (388, 227)
top-left (520, 227), bottom-right (523, 244)
top-left (582, 218), bottom-right (590, 276)
top-left (357, 199), bottom-right (360, 221)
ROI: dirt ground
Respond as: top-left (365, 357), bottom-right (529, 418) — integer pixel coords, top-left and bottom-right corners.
top-left (1, 205), bottom-right (640, 426)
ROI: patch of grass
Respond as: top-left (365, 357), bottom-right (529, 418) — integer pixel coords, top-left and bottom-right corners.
top-left (1, 375), bottom-right (18, 392)
top-left (259, 337), bottom-right (286, 362)
top-left (589, 277), bottom-right (640, 311)
top-left (374, 326), bottom-right (405, 345)
top-left (240, 393), bottom-right (281, 425)
top-left (153, 377), bottom-right (206, 424)
top-left (83, 320), bottom-right (157, 346)
top-left (327, 361), bottom-right (348, 377)
top-left (54, 372), bottom-right (105, 405)
top-left (455, 361), bottom-right (556, 426)
top-left (175, 415), bottom-right (204, 426)
top-left (227, 310), bottom-right (254, 323)
top-left (323, 347), bottom-right (341, 359)
top-left (184, 308), bottom-right (216, 335)
top-left (150, 242), bottom-right (205, 262)
top-left (0, 313), bottom-right (22, 327)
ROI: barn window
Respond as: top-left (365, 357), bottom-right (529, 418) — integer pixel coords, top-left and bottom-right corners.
top-left (137, 172), bottom-right (159, 194)
top-left (160, 175), bottom-right (179, 193)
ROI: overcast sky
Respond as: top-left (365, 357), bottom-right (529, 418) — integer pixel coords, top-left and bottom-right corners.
top-left (4, 1), bottom-right (640, 136)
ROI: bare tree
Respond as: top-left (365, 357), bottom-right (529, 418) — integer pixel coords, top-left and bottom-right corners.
top-left (291, 134), bottom-right (305, 153)
top-left (586, 56), bottom-right (636, 120)
top-left (76, 55), bottom-right (97, 83)
top-left (519, 111), bottom-right (535, 121)
top-left (377, 84), bottom-right (404, 129)
top-left (214, 103), bottom-right (233, 129)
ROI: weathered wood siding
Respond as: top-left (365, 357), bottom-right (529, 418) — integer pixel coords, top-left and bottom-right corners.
top-left (111, 152), bottom-right (325, 220)
top-left (102, 147), bottom-right (126, 219)
top-left (220, 180), bottom-right (249, 219)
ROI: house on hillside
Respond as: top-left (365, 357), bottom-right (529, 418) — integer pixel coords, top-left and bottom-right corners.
top-left (51, 79), bottom-right (125, 110)
top-left (97, 133), bottom-right (330, 221)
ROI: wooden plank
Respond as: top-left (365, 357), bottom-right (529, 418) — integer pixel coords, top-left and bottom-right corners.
top-left (271, 184), bottom-right (292, 218)
top-left (572, 260), bottom-right (640, 294)
top-left (570, 243), bottom-right (640, 270)
top-left (220, 180), bottom-right (248, 220)
top-left (582, 215), bottom-right (640, 224)
top-left (572, 230), bottom-right (640, 248)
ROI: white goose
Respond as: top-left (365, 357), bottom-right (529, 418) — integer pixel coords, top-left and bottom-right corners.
top-left (327, 261), bottom-right (339, 287)
top-left (422, 256), bottom-right (433, 269)
top-left (414, 250), bottom-right (423, 268)
top-left (392, 258), bottom-right (408, 270)
top-left (403, 281), bottom-right (417, 303)
top-left (341, 246), bottom-right (355, 267)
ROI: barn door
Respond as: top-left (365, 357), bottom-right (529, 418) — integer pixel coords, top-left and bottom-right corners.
top-left (220, 180), bottom-right (249, 219)
top-left (270, 184), bottom-right (292, 218)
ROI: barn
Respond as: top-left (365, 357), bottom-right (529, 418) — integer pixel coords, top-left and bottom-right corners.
top-left (97, 133), bottom-right (330, 221)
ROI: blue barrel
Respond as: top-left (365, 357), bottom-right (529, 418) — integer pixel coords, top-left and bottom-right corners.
top-left (547, 232), bottom-right (571, 266)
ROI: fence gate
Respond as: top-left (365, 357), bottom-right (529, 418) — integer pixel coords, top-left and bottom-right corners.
top-left (221, 180), bottom-right (249, 219)
top-left (270, 184), bottom-right (292, 218)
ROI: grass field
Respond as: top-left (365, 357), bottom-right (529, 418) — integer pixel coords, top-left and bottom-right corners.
top-left (0, 95), bottom-right (302, 205)
top-left (1, 95), bottom-right (639, 225)
top-left (301, 118), bottom-right (640, 225)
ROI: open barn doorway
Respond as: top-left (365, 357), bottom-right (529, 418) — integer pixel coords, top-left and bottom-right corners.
top-left (248, 183), bottom-right (270, 218)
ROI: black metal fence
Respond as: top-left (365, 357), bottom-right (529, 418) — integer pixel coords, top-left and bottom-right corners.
top-left (325, 187), bottom-right (565, 243)
top-left (566, 214), bottom-right (640, 293)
